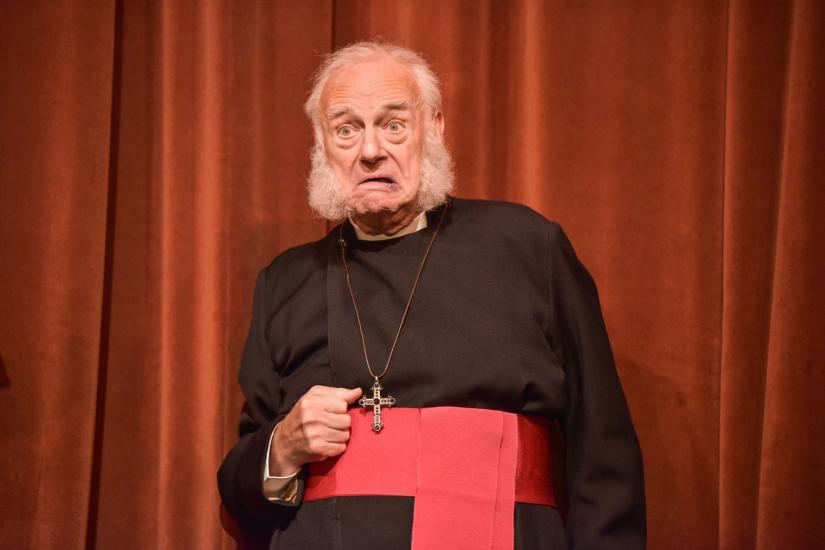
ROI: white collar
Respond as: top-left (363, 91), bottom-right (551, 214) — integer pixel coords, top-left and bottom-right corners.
top-left (350, 211), bottom-right (428, 241)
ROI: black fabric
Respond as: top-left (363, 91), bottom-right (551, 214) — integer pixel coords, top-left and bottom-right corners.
top-left (218, 198), bottom-right (646, 549)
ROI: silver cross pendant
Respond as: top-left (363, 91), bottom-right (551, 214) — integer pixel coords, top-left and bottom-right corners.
top-left (358, 379), bottom-right (396, 432)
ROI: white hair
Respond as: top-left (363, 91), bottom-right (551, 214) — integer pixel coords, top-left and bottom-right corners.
top-left (304, 41), bottom-right (454, 221)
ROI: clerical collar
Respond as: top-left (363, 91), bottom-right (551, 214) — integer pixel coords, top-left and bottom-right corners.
top-left (349, 211), bottom-right (428, 241)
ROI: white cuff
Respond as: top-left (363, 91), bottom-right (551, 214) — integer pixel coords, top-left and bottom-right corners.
top-left (263, 422), bottom-right (300, 499)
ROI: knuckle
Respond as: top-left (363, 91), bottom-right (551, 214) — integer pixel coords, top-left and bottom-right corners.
top-left (310, 385), bottom-right (332, 396)
top-left (304, 425), bottom-right (320, 440)
top-left (307, 439), bottom-right (323, 454)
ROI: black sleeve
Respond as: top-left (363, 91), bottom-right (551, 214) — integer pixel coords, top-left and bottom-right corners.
top-left (546, 224), bottom-right (646, 549)
top-left (217, 268), bottom-right (304, 536)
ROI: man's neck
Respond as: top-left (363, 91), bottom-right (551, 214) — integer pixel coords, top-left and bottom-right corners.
top-left (349, 203), bottom-right (426, 236)
top-left (350, 211), bottom-right (428, 241)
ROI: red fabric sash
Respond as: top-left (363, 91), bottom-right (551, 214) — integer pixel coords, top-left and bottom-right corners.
top-left (304, 407), bottom-right (556, 550)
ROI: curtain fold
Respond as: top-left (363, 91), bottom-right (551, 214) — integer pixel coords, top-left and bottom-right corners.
top-left (751, 2), bottom-right (825, 547)
top-left (89, 2), bottom-right (331, 548)
top-left (0, 2), bottom-right (116, 548)
top-left (719, 1), bottom-right (793, 547)
top-left (0, 1), bottom-right (822, 548)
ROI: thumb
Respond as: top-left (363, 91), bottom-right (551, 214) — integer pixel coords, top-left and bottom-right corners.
top-left (337, 386), bottom-right (362, 404)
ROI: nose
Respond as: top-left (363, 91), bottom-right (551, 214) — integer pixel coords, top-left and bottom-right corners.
top-left (359, 128), bottom-right (385, 165)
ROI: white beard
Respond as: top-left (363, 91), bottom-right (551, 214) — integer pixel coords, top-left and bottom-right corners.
top-left (307, 126), bottom-right (455, 221)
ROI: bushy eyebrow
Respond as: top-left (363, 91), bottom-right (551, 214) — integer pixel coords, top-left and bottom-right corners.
top-left (325, 101), bottom-right (411, 122)
top-left (381, 101), bottom-right (410, 113)
top-left (326, 106), bottom-right (353, 121)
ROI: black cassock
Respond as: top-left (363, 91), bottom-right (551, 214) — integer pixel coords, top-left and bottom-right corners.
top-left (218, 198), bottom-right (646, 549)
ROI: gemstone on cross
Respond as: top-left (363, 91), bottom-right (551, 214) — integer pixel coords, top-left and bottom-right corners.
top-left (358, 380), bottom-right (395, 432)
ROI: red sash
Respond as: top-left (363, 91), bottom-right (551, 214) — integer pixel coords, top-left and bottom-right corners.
top-left (304, 407), bottom-right (557, 550)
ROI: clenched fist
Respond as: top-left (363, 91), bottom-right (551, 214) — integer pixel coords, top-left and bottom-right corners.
top-left (269, 385), bottom-right (362, 476)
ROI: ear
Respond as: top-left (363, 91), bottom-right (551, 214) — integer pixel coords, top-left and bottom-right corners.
top-left (433, 110), bottom-right (445, 136)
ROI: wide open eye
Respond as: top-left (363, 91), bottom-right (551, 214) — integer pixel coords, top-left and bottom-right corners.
top-left (386, 121), bottom-right (404, 133)
top-left (336, 125), bottom-right (355, 138)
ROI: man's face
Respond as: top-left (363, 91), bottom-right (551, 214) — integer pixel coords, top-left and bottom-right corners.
top-left (320, 58), bottom-right (427, 220)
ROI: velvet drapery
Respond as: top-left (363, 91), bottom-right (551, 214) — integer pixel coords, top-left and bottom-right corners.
top-left (1, 1), bottom-right (822, 548)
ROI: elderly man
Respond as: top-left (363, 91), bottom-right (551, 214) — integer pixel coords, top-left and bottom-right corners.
top-left (218, 42), bottom-right (645, 549)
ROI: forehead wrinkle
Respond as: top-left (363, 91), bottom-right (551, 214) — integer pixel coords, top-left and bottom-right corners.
top-left (324, 98), bottom-right (417, 127)
top-left (326, 100), bottom-right (409, 118)
top-left (320, 59), bottom-right (423, 122)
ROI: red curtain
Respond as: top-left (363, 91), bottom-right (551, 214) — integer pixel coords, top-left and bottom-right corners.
top-left (1, 2), bottom-right (823, 548)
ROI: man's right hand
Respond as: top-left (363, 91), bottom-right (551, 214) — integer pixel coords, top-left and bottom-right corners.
top-left (269, 385), bottom-right (363, 476)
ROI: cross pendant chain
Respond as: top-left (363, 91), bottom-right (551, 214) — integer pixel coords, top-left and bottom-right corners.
top-left (358, 379), bottom-right (396, 432)
top-left (340, 202), bottom-right (448, 435)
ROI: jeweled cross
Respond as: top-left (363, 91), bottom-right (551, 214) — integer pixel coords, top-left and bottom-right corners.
top-left (359, 380), bottom-right (395, 432)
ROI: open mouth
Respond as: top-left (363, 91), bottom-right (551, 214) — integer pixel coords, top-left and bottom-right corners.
top-left (360, 176), bottom-right (395, 185)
